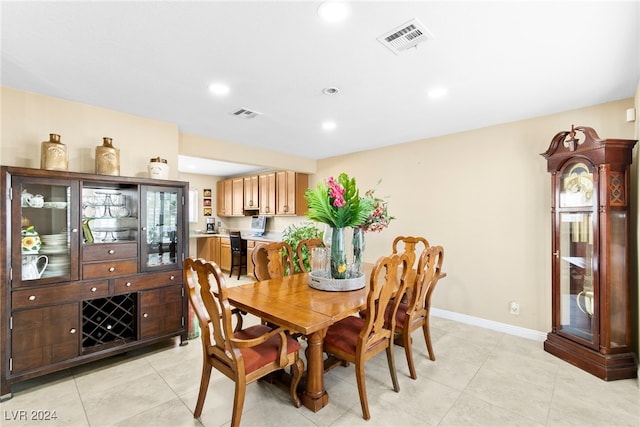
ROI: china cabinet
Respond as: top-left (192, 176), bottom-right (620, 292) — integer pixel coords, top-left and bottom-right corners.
top-left (541, 126), bottom-right (637, 380)
top-left (1, 166), bottom-right (189, 399)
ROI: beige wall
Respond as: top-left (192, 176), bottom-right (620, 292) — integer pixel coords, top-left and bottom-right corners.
top-left (0, 87), bottom-right (179, 178)
top-left (1, 86), bottom-right (637, 349)
top-left (315, 98), bottom-right (637, 334)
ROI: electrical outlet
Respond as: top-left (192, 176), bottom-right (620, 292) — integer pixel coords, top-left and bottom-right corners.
top-left (510, 301), bottom-right (520, 315)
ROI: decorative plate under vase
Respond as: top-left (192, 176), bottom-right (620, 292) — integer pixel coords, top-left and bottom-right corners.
top-left (308, 271), bottom-right (365, 292)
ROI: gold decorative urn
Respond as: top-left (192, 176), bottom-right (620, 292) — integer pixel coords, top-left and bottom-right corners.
top-left (95, 137), bottom-right (120, 176)
top-left (40, 133), bottom-right (68, 171)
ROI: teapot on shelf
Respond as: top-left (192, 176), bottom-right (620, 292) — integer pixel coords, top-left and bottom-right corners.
top-left (22, 226), bottom-right (42, 253)
top-left (21, 190), bottom-right (44, 208)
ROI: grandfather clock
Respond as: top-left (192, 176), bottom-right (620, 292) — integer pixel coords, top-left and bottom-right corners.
top-left (541, 125), bottom-right (637, 380)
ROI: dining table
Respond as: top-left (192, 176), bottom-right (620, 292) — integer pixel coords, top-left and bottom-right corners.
top-left (225, 271), bottom-right (368, 412)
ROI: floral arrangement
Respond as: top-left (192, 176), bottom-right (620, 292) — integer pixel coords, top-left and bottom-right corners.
top-left (360, 189), bottom-right (394, 232)
top-left (305, 173), bottom-right (374, 228)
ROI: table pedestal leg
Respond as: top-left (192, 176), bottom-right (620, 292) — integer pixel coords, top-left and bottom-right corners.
top-left (301, 329), bottom-right (329, 412)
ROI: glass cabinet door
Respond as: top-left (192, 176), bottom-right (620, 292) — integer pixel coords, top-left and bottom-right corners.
top-left (556, 161), bottom-right (598, 347)
top-left (141, 185), bottom-right (183, 270)
top-left (81, 184), bottom-right (138, 244)
top-left (14, 177), bottom-right (79, 286)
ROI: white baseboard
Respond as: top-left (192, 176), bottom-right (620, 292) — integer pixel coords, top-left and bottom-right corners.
top-left (431, 308), bottom-right (547, 342)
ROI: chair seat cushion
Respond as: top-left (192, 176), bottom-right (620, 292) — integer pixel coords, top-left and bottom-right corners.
top-left (324, 315), bottom-right (365, 355)
top-left (392, 302), bottom-right (409, 328)
top-left (235, 325), bottom-right (301, 374)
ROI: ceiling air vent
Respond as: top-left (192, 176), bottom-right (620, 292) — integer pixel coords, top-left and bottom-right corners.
top-left (377, 18), bottom-right (433, 55)
top-left (230, 108), bottom-right (262, 119)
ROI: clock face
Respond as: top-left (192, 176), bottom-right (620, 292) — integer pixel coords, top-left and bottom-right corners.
top-left (560, 162), bottom-right (593, 208)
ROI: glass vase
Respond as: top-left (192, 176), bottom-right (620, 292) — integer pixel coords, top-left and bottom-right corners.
top-left (330, 227), bottom-right (347, 279)
top-left (353, 227), bottom-right (365, 274)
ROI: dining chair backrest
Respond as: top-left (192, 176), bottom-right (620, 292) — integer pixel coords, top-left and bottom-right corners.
top-left (391, 236), bottom-right (430, 270)
top-left (364, 253), bottom-right (411, 345)
top-left (252, 241), bottom-right (295, 281)
top-left (295, 238), bottom-right (324, 273)
top-left (182, 257), bottom-right (303, 426)
top-left (229, 231), bottom-right (247, 279)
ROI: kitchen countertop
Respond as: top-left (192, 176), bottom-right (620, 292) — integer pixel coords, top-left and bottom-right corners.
top-left (190, 231), bottom-right (281, 242)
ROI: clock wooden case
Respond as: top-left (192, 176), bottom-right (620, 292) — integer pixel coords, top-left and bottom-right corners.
top-left (541, 126), bottom-right (637, 380)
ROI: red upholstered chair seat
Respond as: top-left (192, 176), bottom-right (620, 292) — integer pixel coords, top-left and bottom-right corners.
top-left (234, 325), bottom-right (302, 374)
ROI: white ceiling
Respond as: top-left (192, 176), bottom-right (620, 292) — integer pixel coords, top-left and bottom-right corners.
top-left (2, 1), bottom-right (639, 176)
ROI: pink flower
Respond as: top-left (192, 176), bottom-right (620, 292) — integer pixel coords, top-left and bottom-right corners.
top-left (327, 176), bottom-right (346, 207)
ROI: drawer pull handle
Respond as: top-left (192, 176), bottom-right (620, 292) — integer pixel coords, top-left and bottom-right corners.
top-left (108, 249), bottom-right (115, 254)
top-left (28, 295), bottom-right (36, 301)
top-left (70, 328), bottom-right (77, 334)
top-left (109, 267), bottom-right (115, 272)
top-left (126, 282), bottom-right (132, 287)
top-left (143, 313), bottom-right (148, 318)
top-left (170, 275), bottom-right (175, 280)
top-left (90, 287), bottom-right (97, 292)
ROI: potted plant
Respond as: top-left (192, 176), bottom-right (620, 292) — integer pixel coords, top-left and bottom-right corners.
top-left (281, 222), bottom-right (324, 274)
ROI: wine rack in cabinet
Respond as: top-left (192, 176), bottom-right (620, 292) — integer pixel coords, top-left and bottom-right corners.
top-left (1, 166), bottom-right (190, 400)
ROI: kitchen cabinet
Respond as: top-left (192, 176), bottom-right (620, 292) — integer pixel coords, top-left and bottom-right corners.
top-left (231, 177), bottom-right (244, 216)
top-left (541, 126), bottom-right (637, 380)
top-left (243, 175), bottom-right (259, 210)
top-left (219, 237), bottom-right (231, 271)
top-left (259, 172), bottom-right (276, 215)
top-left (196, 236), bottom-right (220, 264)
top-left (216, 179), bottom-right (232, 217)
top-left (276, 171), bottom-right (308, 216)
top-left (1, 166), bottom-right (189, 399)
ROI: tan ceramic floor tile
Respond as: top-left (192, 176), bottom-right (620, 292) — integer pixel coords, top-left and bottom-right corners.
top-left (80, 372), bottom-right (177, 426)
top-left (440, 392), bottom-right (545, 427)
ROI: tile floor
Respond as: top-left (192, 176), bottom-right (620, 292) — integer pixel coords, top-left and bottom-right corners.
top-left (1, 276), bottom-right (638, 427)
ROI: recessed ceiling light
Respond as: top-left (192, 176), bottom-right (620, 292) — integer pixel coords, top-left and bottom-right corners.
top-left (427, 87), bottom-right (447, 98)
top-left (322, 86), bottom-right (340, 96)
top-left (322, 121), bottom-right (337, 131)
top-left (209, 82), bottom-right (230, 96)
top-left (318, 2), bottom-right (349, 23)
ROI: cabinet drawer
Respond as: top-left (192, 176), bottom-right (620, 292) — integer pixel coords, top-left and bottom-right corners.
top-left (83, 243), bottom-right (138, 261)
top-left (13, 280), bottom-right (109, 310)
top-left (83, 260), bottom-right (138, 280)
top-left (114, 270), bottom-right (181, 293)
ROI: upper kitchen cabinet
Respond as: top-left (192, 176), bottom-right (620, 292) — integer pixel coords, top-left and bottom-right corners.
top-left (243, 175), bottom-right (259, 210)
top-left (216, 171), bottom-right (308, 217)
top-left (231, 177), bottom-right (244, 216)
top-left (258, 172), bottom-right (276, 215)
top-left (276, 171), bottom-right (308, 216)
top-left (216, 179), bottom-right (232, 217)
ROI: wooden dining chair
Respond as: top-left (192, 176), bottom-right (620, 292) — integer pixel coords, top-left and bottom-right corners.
top-left (323, 253), bottom-right (411, 420)
top-left (251, 241), bottom-right (295, 281)
top-left (183, 258), bottom-right (304, 427)
top-left (390, 245), bottom-right (445, 379)
top-left (295, 238), bottom-right (324, 273)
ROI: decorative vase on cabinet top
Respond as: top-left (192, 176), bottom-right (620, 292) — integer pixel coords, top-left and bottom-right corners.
top-left (40, 133), bottom-right (68, 171)
top-left (95, 137), bottom-right (120, 176)
top-left (148, 157), bottom-right (169, 179)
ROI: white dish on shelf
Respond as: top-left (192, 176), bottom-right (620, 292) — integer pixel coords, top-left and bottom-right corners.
top-left (43, 201), bottom-right (67, 209)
